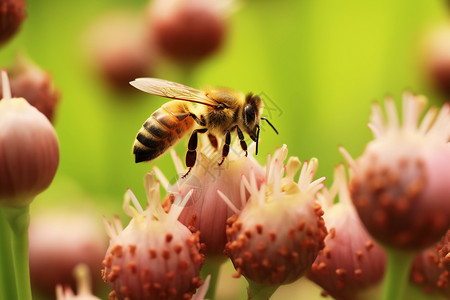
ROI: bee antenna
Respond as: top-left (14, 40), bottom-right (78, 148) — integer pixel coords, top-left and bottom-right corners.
top-left (255, 125), bottom-right (260, 155)
top-left (261, 117), bottom-right (279, 135)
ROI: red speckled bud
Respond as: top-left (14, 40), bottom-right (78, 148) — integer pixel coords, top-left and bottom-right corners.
top-left (307, 165), bottom-right (386, 300)
top-left (156, 141), bottom-right (265, 257)
top-left (341, 92), bottom-right (450, 251)
top-left (102, 173), bottom-right (204, 300)
top-left (0, 71), bottom-right (59, 206)
top-left (224, 146), bottom-right (327, 286)
top-left (0, 0), bottom-right (26, 46)
top-left (149, 0), bottom-right (230, 65)
top-left (410, 229), bottom-right (450, 297)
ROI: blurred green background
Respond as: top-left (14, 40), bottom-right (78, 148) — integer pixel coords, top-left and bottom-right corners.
top-left (1, 0), bottom-right (449, 299)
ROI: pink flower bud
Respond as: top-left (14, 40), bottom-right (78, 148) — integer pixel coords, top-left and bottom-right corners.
top-left (29, 208), bottom-right (107, 296)
top-left (307, 165), bottom-right (386, 300)
top-left (0, 56), bottom-right (60, 122)
top-left (422, 22), bottom-right (450, 98)
top-left (341, 92), bottom-right (450, 251)
top-left (0, 71), bottom-right (59, 206)
top-left (149, 0), bottom-right (230, 65)
top-left (83, 10), bottom-right (155, 91)
top-left (224, 146), bottom-right (327, 286)
top-left (102, 173), bottom-right (204, 300)
top-left (156, 142), bottom-right (265, 257)
top-left (0, 0), bottom-right (26, 46)
top-left (410, 229), bottom-right (450, 297)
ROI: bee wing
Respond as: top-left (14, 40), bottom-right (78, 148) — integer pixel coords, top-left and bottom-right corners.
top-left (130, 78), bottom-right (217, 107)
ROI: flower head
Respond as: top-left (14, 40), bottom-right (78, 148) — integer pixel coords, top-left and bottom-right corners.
top-left (155, 140), bottom-right (265, 257)
top-left (340, 92), bottom-right (450, 251)
top-left (223, 145), bottom-right (327, 286)
top-left (102, 172), bottom-right (204, 300)
top-left (0, 70), bottom-right (59, 206)
top-left (307, 165), bottom-right (386, 300)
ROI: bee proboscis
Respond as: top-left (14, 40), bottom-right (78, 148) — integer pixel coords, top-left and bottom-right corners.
top-left (130, 78), bottom-right (278, 177)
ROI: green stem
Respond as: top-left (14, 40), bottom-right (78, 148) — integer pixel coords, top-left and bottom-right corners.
top-left (381, 248), bottom-right (415, 300)
top-left (200, 256), bottom-right (226, 299)
top-left (0, 208), bottom-right (18, 300)
top-left (3, 205), bottom-right (32, 300)
top-left (247, 279), bottom-right (279, 300)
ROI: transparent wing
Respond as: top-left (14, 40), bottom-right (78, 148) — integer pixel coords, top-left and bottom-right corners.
top-left (130, 78), bottom-right (217, 107)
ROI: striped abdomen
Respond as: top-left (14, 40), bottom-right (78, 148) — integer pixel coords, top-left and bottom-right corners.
top-left (133, 101), bottom-right (195, 163)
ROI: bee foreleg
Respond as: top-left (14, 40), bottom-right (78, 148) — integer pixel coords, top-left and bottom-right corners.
top-left (235, 126), bottom-right (248, 157)
top-left (218, 130), bottom-right (231, 166)
top-left (189, 113), bottom-right (206, 126)
top-left (183, 128), bottom-right (208, 178)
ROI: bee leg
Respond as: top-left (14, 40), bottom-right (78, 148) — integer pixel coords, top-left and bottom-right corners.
top-left (218, 130), bottom-right (231, 166)
top-left (183, 128), bottom-right (208, 178)
top-left (235, 126), bottom-right (248, 157)
top-left (189, 113), bottom-right (206, 126)
top-left (207, 134), bottom-right (218, 151)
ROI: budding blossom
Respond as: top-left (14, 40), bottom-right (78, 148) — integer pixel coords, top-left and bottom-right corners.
top-left (222, 145), bottom-right (327, 286)
top-left (340, 92), bottom-right (450, 251)
top-left (0, 0), bottom-right (26, 45)
top-left (155, 140), bottom-right (265, 256)
top-left (307, 165), bottom-right (386, 300)
top-left (0, 70), bottom-right (59, 206)
top-left (102, 172), bottom-right (204, 300)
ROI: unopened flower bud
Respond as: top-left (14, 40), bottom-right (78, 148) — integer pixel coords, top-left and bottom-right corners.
top-left (340, 92), bottom-right (450, 251)
top-left (422, 22), bottom-right (450, 98)
top-left (29, 208), bottom-right (107, 295)
top-left (410, 229), bottom-right (450, 297)
top-left (224, 146), bottom-right (327, 286)
top-left (0, 56), bottom-right (60, 122)
top-left (307, 165), bottom-right (386, 300)
top-left (0, 0), bottom-right (26, 46)
top-left (83, 10), bottom-right (155, 91)
top-left (149, 0), bottom-right (231, 65)
top-left (0, 70), bottom-right (59, 206)
top-left (156, 141), bottom-right (265, 257)
top-left (55, 264), bottom-right (101, 300)
top-left (102, 173), bottom-right (204, 300)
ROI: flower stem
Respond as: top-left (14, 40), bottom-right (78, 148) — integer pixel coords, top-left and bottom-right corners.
top-left (200, 256), bottom-right (225, 299)
top-left (247, 279), bottom-right (279, 300)
top-left (0, 208), bottom-right (18, 300)
top-left (381, 248), bottom-right (415, 300)
top-left (2, 205), bottom-right (32, 300)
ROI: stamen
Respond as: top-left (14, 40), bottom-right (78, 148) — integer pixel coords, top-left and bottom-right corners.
top-left (103, 216), bottom-right (117, 239)
top-left (1, 70), bottom-right (11, 100)
top-left (170, 149), bottom-right (185, 175)
top-left (217, 190), bottom-right (240, 214)
top-left (124, 189), bottom-right (143, 216)
top-left (370, 102), bottom-right (385, 136)
top-left (418, 107), bottom-right (437, 135)
top-left (153, 166), bottom-right (170, 191)
top-left (385, 97), bottom-right (399, 130)
top-left (338, 147), bottom-right (360, 175)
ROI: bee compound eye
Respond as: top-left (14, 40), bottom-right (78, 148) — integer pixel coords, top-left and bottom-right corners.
top-left (245, 105), bottom-right (255, 124)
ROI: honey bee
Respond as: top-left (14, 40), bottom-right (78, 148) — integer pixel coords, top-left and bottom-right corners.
top-left (130, 78), bottom-right (278, 177)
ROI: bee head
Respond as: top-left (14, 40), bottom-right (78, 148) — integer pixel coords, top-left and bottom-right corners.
top-left (243, 93), bottom-right (263, 142)
top-left (243, 93), bottom-right (278, 155)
